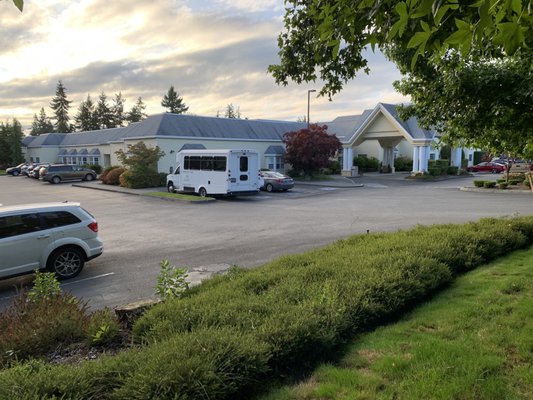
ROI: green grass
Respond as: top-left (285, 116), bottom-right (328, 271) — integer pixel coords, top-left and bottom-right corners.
top-left (259, 247), bottom-right (533, 400)
top-left (143, 191), bottom-right (215, 202)
top-left (293, 174), bottom-right (334, 181)
top-left (0, 170), bottom-right (5, 175)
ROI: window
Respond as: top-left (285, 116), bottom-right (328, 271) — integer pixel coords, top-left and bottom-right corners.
top-left (201, 156), bottom-right (213, 170)
top-left (213, 156), bottom-right (226, 171)
top-left (36, 157), bottom-right (40, 163)
top-left (82, 157), bottom-right (87, 165)
top-left (430, 153), bottom-right (436, 160)
top-left (93, 157), bottom-right (99, 165)
top-left (41, 211), bottom-right (81, 228)
top-left (0, 213), bottom-right (41, 239)
top-left (184, 156), bottom-right (201, 170)
top-left (239, 156), bottom-right (248, 172)
top-left (266, 156), bottom-right (284, 171)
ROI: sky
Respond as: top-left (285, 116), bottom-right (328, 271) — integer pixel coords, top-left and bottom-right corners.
top-left (0, 0), bottom-right (408, 130)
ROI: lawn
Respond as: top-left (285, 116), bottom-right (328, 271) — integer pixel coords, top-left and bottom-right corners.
top-left (259, 247), bottom-right (533, 400)
top-left (143, 191), bottom-right (214, 202)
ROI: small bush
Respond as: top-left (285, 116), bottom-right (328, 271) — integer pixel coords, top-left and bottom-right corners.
top-left (428, 166), bottom-right (444, 176)
top-left (81, 164), bottom-right (102, 174)
top-left (394, 156), bottom-right (412, 172)
top-left (86, 309), bottom-right (121, 347)
top-left (508, 179), bottom-right (522, 186)
top-left (328, 160), bottom-right (341, 174)
top-left (102, 167), bottom-right (126, 185)
top-left (524, 179), bottom-right (531, 188)
top-left (496, 178), bottom-right (506, 184)
top-left (447, 166), bottom-right (459, 175)
top-left (473, 180), bottom-right (485, 187)
top-left (27, 270), bottom-right (62, 304)
top-left (119, 169), bottom-right (161, 189)
top-left (99, 165), bottom-right (120, 182)
top-left (158, 172), bottom-right (167, 187)
top-left (483, 181), bottom-right (496, 188)
top-left (354, 156), bottom-right (379, 172)
top-left (155, 260), bottom-right (189, 300)
top-left (499, 182), bottom-right (508, 189)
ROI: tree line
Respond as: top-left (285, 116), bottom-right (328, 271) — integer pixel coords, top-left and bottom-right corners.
top-left (30, 82), bottom-right (245, 136)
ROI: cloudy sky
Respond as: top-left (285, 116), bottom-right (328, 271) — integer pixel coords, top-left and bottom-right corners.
top-left (1, 0), bottom-right (408, 129)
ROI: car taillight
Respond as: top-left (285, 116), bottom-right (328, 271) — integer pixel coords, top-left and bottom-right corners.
top-left (88, 221), bottom-right (98, 232)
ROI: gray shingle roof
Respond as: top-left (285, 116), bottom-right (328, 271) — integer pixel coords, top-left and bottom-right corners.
top-left (264, 145), bottom-right (285, 155)
top-left (25, 133), bottom-right (66, 147)
top-left (178, 143), bottom-right (206, 151)
top-left (380, 103), bottom-right (435, 140)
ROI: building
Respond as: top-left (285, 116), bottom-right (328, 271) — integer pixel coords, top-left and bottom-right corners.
top-left (22, 103), bottom-right (473, 174)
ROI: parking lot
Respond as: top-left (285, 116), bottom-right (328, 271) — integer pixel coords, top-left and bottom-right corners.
top-left (1, 174), bottom-right (532, 310)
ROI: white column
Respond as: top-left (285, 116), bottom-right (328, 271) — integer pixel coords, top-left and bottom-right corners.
top-left (412, 146), bottom-right (419, 172)
top-left (342, 147), bottom-right (349, 170)
top-left (347, 148), bottom-right (353, 170)
top-left (451, 147), bottom-right (462, 167)
top-left (419, 146), bottom-right (430, 172)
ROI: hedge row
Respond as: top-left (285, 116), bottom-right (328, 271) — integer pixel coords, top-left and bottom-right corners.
top-left (1, 217), bottom-right (533, 399)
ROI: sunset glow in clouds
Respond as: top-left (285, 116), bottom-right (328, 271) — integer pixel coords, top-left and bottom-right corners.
top-left (1, 0), bottom-right (408, 128)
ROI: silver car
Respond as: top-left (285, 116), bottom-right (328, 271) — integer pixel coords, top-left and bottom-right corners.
top-left (260, 171), bottom-right (295, 192)
top-left (0, 202), bottom-right (103, 279)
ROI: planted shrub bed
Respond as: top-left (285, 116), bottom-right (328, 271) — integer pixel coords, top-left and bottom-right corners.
top-left (1, 217), bottom-right (533, 399)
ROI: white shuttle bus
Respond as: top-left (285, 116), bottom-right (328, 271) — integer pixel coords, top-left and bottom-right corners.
top-left (166, 149), bottom-right (263, 197)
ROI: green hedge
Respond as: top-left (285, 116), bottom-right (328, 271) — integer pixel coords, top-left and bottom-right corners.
top-left (1, 217), bottom-right (533, 399)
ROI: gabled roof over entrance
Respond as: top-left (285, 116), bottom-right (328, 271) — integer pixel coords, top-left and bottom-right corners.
top-left (324, 103), bottom-right (436, 146)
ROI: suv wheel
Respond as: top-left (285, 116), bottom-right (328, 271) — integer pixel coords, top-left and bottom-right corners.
top-left (84, 174), bottom-right (94, 181)
top-left (12, 170), bottom-right (19, 176)
top-left (51, 176), bottom-right (61, 184)
top-left (47, 246), bottom-right (85, 279)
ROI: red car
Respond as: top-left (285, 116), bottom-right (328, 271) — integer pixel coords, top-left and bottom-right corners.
top-left (467, 162), bottom-right (506, 173)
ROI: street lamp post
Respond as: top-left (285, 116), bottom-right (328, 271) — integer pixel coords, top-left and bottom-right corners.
top-left (307, 89), bottom-right (316, 128)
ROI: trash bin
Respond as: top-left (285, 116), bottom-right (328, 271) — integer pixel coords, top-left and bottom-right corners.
top-left (351, 166), bottom-right (358, 176)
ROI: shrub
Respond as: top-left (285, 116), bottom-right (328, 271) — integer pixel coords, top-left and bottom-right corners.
top-left (0, 291), bottom-right (88, 366)
top-left (3, 217), bottom-right (533, 399)
top-left (85, 309), bottom-right (121, 347)
top-left (119, 169), bottom-right (161, 189)
top-left (524, 179), bottom-right (531, 188)
top-left (473, 180), bottom-right (485, 187)
top-left (328, 160), bottom-right (341, 174)
top-left (394, 156), bottom-right (412, 172)
top-left (353, 156), bottom-right (379, 172)
top-left (508, 179), bottom-right (522, 185)
top-left (428, 166), bottom-right (444, 176)
top-left (447, 166), bottom-right (459, 175)
top-left (158, 172), bottom-right (167, 187)
top-left (102, 167), bottom-right (126, 185)
top-left (81, 164), bottom-right (102, 174)
top-left (99, 166), bottom-right (120, 183)
top-left (499, 182), bottom-right (508, 189)
top-left (155, 260), bottom-right (189, 300)
top-left (483, 181), bottom-right (496, 188)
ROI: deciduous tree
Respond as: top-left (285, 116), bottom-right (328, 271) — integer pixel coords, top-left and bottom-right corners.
top-left (283, 124), bottom-right (341, 176)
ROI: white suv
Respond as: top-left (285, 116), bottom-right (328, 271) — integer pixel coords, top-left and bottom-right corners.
top-left (0, 202), bottom-right (103, 280)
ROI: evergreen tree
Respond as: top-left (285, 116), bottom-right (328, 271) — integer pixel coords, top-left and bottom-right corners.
top-left (224, 104), bottom-right (241, 119)
top-left (161, 86), bottom-right (189, 114)
top-left (0, 119), bottom-right (24, 166)
top-left (75, 94), bottom-right (98, 132)
top-left (30, 107), bottom-right (54, 136)
top-left (95, 91), bottom-right (114, 129)
top-left (50, 81), bottom-right (72, 133)
top-left (126, 97), bottom-right (147, 123)
top-left (112, 92), bottom-right (126, 127)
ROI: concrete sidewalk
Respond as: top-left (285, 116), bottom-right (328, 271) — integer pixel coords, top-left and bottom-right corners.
top-left (72, 181), bottom-right (166, 196)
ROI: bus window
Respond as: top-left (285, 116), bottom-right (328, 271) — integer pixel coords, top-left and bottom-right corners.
top-left (189, 156), bottom-right (201, 170)
top-left (213, 156), bottom-right (227, 171)
top-left (201, 156), bottom-right (213, 170)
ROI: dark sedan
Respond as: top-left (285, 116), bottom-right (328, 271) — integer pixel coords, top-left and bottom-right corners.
top-left (467, 162), bottom-right (506, 173)
top-left (6, 163), bottom-right (26, 176)
top-left (260, 171), bottom-right (294, 192)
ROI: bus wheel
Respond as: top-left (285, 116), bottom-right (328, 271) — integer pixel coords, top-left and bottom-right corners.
top-left (167, 182), bottom-right (175, 193)
top-left (198, 187), bottom-right (207, 197)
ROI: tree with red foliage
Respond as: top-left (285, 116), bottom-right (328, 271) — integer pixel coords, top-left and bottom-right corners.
top-left (283, 124), bottom-right (341, 176)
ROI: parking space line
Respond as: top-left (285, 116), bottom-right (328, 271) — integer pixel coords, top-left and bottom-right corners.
top-left (61, 272), bottom-right (115, 286)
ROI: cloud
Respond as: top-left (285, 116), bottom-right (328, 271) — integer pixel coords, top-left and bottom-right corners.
top-left (0, 0), bottom-right (406, 128)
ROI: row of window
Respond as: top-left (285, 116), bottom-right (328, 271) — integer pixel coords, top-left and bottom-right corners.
top-left (27, 156), bottom-right (100, 165)
top-left (183, 156), bottom-right (227, 171)
top-left (0, 211), bottom-right (81, 239)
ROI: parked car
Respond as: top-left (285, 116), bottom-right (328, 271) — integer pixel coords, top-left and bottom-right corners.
top-left (40, 164), bottom-right (97, 184)
top-left (260, 171), bottom-right (294, 192)
top-left (30, 164), bottom-right (49, 179)
top-left (6, 163), bottom-right (26, 176)
top-left (0, 202), bottom-right (103, 280)
top-left (23, 163), bottom-right (44, 177)
top-left (467, 162), bottom-right (507, 173)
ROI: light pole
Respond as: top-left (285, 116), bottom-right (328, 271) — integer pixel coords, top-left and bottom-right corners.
top-left (307, 89), bottom-right (316, 128)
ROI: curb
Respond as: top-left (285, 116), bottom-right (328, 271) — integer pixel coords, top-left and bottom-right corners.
top-left (72, 183), bottom-right (216, 203)
top-left (460, 187), bottom-right (532, 194)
